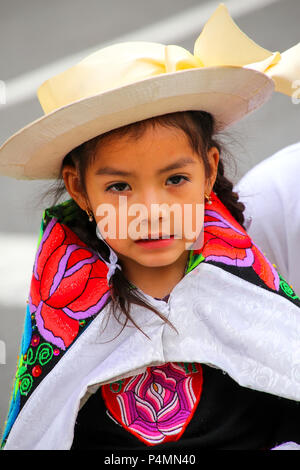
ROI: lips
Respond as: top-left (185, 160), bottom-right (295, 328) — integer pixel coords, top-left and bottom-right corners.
top-left (136, 234), bottom-right (174, 242)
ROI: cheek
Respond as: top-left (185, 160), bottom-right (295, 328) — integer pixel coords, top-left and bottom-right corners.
top-left (103, 238), bottom-right (128, 256)
top-left (94, 204), bottom-right (134, 244)
top-left (175, 179), bottom-right (205, 240)
top-left (94, 208), bottom-right (119, 240)
top-left (179, 204), bottom-right (204, 241)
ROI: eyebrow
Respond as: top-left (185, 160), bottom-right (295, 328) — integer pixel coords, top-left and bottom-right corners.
top-left (95, 157), bottom-right (197, 177)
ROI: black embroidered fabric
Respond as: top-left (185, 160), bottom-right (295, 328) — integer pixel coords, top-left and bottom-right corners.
top-left (71, 362), bottom-right (300, 451)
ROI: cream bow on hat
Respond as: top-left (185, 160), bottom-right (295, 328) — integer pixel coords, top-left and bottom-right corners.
top-left (0, 3), bottom-right (299, 180)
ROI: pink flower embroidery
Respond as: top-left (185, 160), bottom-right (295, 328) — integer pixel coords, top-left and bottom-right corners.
top-left (102, 362), bottom-right (203, 445)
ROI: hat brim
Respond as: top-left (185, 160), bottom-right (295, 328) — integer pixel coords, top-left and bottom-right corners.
top-left (0, 66), bottom-right (274, 180)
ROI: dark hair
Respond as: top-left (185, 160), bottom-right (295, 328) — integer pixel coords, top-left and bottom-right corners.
top-left (42, 110), bottom-right (246, 336)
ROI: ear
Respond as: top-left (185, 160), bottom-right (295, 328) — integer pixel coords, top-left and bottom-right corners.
top-left (61, 165), bottom-right (88, 212)
top-left (205, 146), bottom-right (220, 194)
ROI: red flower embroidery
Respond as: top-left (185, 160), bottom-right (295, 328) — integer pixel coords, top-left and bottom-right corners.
top-left (195, 191), bottom-right (280, 291)
top-left (29, 218), bottom-right (110, 350)
top-left (102, 363), bottom-right (203, 445)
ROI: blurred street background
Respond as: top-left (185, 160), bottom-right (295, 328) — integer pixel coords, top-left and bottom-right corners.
top-left (0, 0), bottom-right (299, 431)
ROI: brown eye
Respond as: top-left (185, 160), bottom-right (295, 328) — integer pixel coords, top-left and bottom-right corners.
top-left (166, 175), bottom-right (190, 186)
top-left (105, 182), bottom-right (130, 192)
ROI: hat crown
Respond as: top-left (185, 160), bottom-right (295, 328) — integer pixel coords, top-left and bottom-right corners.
top-left (37, 41), bottom-right (202, 115)
top-left (36, 2), bottom-right (299, 115)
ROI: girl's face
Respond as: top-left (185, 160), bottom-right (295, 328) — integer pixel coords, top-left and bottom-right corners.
top-left (64, 124), bottom-right (219, 278)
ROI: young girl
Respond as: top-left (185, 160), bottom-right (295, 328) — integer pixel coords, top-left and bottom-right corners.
top-left (1, 5), bottom-right (299, 450)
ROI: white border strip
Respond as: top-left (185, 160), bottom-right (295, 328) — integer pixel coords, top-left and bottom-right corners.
top-left (4, 0), bottom-right (281, 107)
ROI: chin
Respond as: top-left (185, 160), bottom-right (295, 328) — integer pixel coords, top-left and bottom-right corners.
top-left (134, 252), bottom-right (184, 268)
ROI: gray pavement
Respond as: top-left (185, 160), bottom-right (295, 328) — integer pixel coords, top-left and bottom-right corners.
top-left (0, 0), bottom-right (299, 435)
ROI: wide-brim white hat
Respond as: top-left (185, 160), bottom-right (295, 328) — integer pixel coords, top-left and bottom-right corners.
top-left (0, 4), bottom-right (298, 180)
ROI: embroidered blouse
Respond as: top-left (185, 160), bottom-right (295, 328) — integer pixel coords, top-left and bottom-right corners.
top-left (71, 297), bottom-right (300, 451)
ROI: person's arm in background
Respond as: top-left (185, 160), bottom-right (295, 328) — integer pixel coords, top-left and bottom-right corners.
top-left (234, 142), bottom-right (300, 296)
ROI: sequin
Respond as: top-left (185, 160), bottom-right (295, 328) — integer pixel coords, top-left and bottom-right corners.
top-left (31, 335), bottom-right (40, 347)
top-left (32, 365), bottom-right (42, 377)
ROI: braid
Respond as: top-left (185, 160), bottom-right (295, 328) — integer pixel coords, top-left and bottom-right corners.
top-left (213, 157), bottom-right (246, 230)
top-left (187, 110), bottom-right (246, 231)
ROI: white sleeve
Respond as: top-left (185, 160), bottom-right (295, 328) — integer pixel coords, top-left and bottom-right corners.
top-left (234, 166), bottom-right (289, 282)
top-left (233, 142), bottom-right (300, 296)
top-left (271, 441), bottom-right (300, 450)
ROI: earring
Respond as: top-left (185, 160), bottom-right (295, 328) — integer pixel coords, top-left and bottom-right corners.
top-left (204, 193), bottom-right (212, 205)
top-left (86, 208), bottom-right (94, 222)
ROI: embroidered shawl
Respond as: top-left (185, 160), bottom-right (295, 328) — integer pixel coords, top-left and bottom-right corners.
top-left (1, 191), bottom-right (300, 450)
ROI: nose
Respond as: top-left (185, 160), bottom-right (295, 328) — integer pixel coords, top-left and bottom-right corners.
top-left (143, 188), bottom-right (164, 215)
top-left (130, 187), bottom-right (170, 233)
